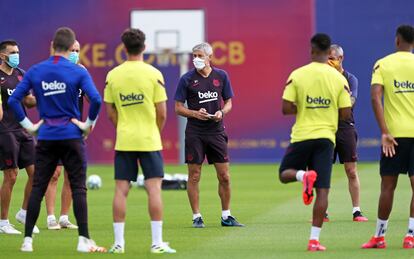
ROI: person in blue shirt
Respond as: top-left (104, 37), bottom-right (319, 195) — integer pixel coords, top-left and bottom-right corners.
top-left (8, 27), bottom-right (105, 253)
top-left (44, 40), bottom-right (84, 231)
top-left (327, 44), bottom-right (368, 222)
top-left (174, 42), bottom-right (243, 228)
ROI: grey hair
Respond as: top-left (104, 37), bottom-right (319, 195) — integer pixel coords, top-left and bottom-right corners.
top-left (192, 42), bottom-right (213, 56)
top-left (330, 44), bottom-right (344, 56)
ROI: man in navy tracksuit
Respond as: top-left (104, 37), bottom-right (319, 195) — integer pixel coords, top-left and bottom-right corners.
top-left (8, 27), bottom-right (105, 253)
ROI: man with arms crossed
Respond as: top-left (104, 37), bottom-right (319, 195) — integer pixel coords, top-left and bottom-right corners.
top-left (8, 27), bottom-right (105, 253)
top-left (362, 24), bottom-right (414, 249)
top-left (327, 44), bottom-right (368, 222)
top-left (279, 33), bottom-right (351, 251)
top-left (105, 28), bottom-right (176, 254)
top-left (175, 42), bottom-right (243, 228)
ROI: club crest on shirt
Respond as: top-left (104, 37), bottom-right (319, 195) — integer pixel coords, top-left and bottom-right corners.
top-left (192, 80), bottom-right (199, 87)
top-left (213, 79), bottom-right (220, 87)
top-left (17, 75), bottom-right (23, 81)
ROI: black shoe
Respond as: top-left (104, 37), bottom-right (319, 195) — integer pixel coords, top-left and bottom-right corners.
top-left (192, 217), bottom-right (205, 228)
top-left (353, 211), bottom-right (368, 222)
top-left (324, 213), bottom-right (330, 222)
top-left (221, 216), bottom-right (244, 227)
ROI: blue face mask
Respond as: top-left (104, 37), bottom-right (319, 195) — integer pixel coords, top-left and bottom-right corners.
top-left (68, 51), bottom-right (79, 64)
top-left (6, 53), bottom-right (19, 68)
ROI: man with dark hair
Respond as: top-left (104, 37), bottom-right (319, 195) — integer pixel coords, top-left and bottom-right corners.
top-left (0, 39), bottom-right (39, 235)
top-left (279, 33), bottom-right (352, 251)
top-left (362, 24), bottom-right (414, 249)
top-left (327, 44), bottom-right (368, 222)
top-left (104, 28), bottom-right (176, 254)
top-left (44, 40), bottom-right (84, 231)
top-left (175, 42), bottom-right (244, 229)
top-left (8, 27), bottom-right (105, 253)
top-left (52, 27), bottom-right (76, 52)
top-left (121, 28), bottom-right (145, 54)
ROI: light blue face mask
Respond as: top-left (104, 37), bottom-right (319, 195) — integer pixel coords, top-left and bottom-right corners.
top-left (68, 51), bottom-right (79, 64)
top-left (6, 53), bottom-right (19, 68)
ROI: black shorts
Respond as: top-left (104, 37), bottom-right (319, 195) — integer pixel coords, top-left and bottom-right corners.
top-left (35, 139), bottom-right (87, 193)
top-left (380, 138), bottom-right (414, 176)
top-left (185, 132), bottom-right (229, 164)
top-left (279, 139), bottom-right (334, 188)
top-left (0, 130), bottom-right (35, 170)
top-left (333, 127), bottom-right (358, 164)
top-left (114, 151), bottom-right (164, 181)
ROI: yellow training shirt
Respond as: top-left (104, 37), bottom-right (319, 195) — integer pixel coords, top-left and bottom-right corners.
top-left (282, 62), bottom-right (351, 144)
top-left (371, 51), bottom-right (414, 138)
top-left (104, 61), bottom-right (167, 151)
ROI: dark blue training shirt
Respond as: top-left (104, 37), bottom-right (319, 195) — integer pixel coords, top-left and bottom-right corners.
top-left (8, 56), bottom-right (101, 140)
top-left (174, 67), bottom-right (234, 134)
top-left (339, 70), bottom-right (358, 128)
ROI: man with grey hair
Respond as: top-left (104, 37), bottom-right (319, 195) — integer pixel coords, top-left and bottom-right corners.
top-left (328, 44), bottom-right (368, 222)
top-left (174, 42), bottom-right (244, 228)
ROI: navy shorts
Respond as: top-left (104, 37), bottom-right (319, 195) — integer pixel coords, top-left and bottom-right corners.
top-left (279, 139), bottom-right (334, 188)
top-left (0, 130), bottom-right (35, 170)
top-left (380, 138), bottom-right (414, 176)
top-left (114, 151), bottom-right (164, 181)
top-left (185, 132), bottom-right (229, 164)
top-left (333, 127), bottom-right (358, 164)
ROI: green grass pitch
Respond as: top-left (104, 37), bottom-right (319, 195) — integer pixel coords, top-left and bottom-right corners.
top-left (1, 163), bottom-right (413, 258)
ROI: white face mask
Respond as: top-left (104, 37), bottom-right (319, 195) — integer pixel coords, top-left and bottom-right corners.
top-left (193, 57), bottom-right (206, 70)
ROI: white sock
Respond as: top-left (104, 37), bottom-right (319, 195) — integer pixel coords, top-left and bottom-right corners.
top-left (18, 208), bottom-right (27, 218)
top-left (296, 170), bottom-right (306, 182)
top-left (59, 215), bottom-right (69, 222)
top-left (407, 217), bottom-right (414, 237)
top-left (151, 221), bottom-right (163, 246)
top-left (310, 226), bottom-right (321, 241)
top-left (0, 219), bottom-right (9, 226)
top-left (193, 213), bottom-right (202, 220)
top-left (352, 207), bottom-right (361, 214)
top-left (113, 222), bottom-right (125, 247)
top-left (222, 210), bottom-right (231, 220)
top-left (374, 218), bottom-right (388, 237)
top-left (47, 215), bottom-right (56, 223)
